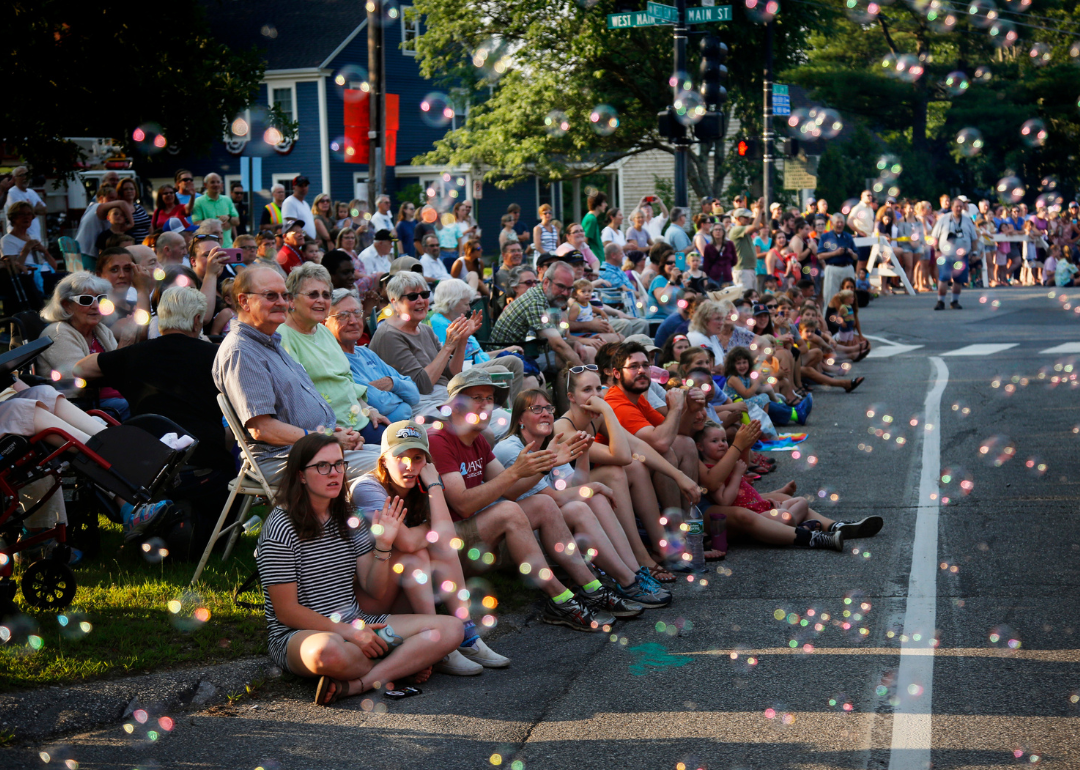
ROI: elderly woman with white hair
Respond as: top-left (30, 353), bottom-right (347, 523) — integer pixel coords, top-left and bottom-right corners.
top-left (277, 262), bottom-right (390, 444)
top-left (38, 271), bottom-right (130, 419)
top-left (369, 271), bottom-right (481, 418)
top-left (428, 278), bottom-right (533, 402)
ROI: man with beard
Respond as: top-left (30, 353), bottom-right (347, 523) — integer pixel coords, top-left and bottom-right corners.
top-left (489, 259), bottom-right (583, 370)
top-left (929, 196), bottom-right (978, 311)
top-left (604, 341), bottom-right (703, 521)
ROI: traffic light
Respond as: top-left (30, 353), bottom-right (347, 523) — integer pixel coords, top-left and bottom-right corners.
top-left (699, 36), bottom-right (729, 109)
top-left (694, 112), bottom-right (725, 143)
top-left (781, 138), bottom-right (802, 158)
top-left (736, 139), bottom-right (761, 159)
top-left (657, 109), bottom-right (685, 141)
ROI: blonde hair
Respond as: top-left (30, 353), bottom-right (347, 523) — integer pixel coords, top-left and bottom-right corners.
top-left (689, 299), bottom-right (734, 334)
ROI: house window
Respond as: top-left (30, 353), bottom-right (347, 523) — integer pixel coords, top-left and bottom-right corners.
top-left (401, 7), bottom-right (420, 56)
top-left (271, 86), bottom-right (295, 122)
top-left (272, 173), bottom-right (299, 197)
top-left (450, 88), bottom-right (469, 131)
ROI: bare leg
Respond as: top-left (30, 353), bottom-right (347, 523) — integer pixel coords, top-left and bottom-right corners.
top-left (759, 491), bottom-right (836, 530)
top-left (517, 495), bottom-right (597, 588)
top-left (712, 505), bottom-right (799, 545)
top-left (356, 549), bottom-right (435, 616)
top-left (582, 480), bottom-right (643, 573)
top-left (593, 462), bottom-right (662, 570)
top-left (559, 498), bottom-right (637, 585)
top-left (52, 396), bottom-right (108, 437)
top-left (33, 408), bottom-right (93, 446)
top-left (472, 501), bottom-right (571, 598)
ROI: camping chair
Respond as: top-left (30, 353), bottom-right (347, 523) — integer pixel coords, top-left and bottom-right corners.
top-left (58, 237), bottom-right (82, 274)
top-left (190, 393), bottom-right (277, 585)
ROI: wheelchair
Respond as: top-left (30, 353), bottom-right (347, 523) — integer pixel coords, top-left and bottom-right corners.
top-left (0, 338), bottom-right (198, 616)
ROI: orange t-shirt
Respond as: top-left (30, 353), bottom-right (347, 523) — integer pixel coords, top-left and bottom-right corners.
top-left (605, 385), bottom-right (664, 435)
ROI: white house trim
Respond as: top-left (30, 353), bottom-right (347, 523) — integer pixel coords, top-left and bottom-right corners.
top-left (264, 69), bottom-right (324, 81)
top-left (319, 22), bottom-right (369, 69)
top-left (317, 77), bottom-right (331, 199)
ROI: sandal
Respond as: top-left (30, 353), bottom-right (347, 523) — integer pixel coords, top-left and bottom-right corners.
top-left (704, 549), bottom-right (727, 561)
top-left (845, 376), bottom-right (865, 393)
top-left (647, 564), bottom-right (676, 583)
top-left (315, 675), bottom-right (358, 706)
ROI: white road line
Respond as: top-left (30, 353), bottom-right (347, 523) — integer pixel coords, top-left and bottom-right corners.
top-left (941, 343), bottom-right (1018, 356)
top-left (888, 357), bottom-right (948, 770)
top-left (866, 344), bottom-right (925, 359)
top-left (1039, 342), bottom-right (1080, 354)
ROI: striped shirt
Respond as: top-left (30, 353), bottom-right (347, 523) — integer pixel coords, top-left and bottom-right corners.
top-left (130, 203), bottom-right (152, 242)
top-left (256, 506), bottom-right (387, 670)
top-left (212, 321), bottom-right (336, 463)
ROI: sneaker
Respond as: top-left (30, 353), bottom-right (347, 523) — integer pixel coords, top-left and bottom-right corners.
top-left (433, 649), bottom-right (483, 676)
top-left (794, 392), bottom-right (813, 425)
top-left (934, 300), bottom-right (945, 311)
top-left (123, 500), bottom-right (173, 542)
top-left (950, 300), bottom-right (962, 309)
top-left (635, 566), bottom-right (666, 595)
top-left (832, 516), bottom-right (884, 540)
top-left (616, 578), bottom-right (672, 609)
top-left (808, 530), bottom-right (845, 551)
top-left (578, 586), bottom-right (643, 619)
top-left (458, 637), bottom-right (510, 669)
top-left (541, 596), bottom-right (608, 632)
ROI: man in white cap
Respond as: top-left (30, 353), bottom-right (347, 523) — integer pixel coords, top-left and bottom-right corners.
top-left (729, 199), bottom-right (766, 290)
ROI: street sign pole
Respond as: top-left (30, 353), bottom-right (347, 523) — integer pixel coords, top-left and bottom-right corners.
top-left (673, 0), bottom-right (689, 208)
top-left (762, 20), bottom-right (774, 217)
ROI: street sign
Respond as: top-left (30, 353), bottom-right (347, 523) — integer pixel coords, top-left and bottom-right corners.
top-left (772, 83), bottom-right (790, 116)
top-left (687, 5), bottom-right (732, 23)
top-left (647, 2), bottom-right (679, 22)
top-left (784, 157), bottom-right (818, 190)
top-left (607, 11), bottom-right (670, 28)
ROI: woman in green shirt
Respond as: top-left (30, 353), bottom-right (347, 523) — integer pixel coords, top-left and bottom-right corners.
top-left (277, 263), bottom-right (390, 444)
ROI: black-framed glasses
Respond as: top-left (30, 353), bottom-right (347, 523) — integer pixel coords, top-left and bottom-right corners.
top-left (551, 281), bottom-right (573, 292)
top-left (518, 279), bottom-right (539, 288)
top-left (526, 404), bottom-right (557, 415)
top-left (299, 290), bottom-right (332, 301)
top-left (766, 304), bottom-right (778, 310)
top-left (179, 177), bottom-right (193, 183)
top-left (304, 459), bottom-right (349, 475)
top-left (70, 293), bottom-right (108, 306)
top-left (402, 291), bottom-right (431, 301)
top-left (567, 363), bottom-right (598, 389)
top-left (194, 233), bottom-right (221, 242)
top-left (245, 290), bottom-right (292, 302)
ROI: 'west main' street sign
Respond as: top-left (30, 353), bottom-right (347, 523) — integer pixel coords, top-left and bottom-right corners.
top-left (607, 11), bottom-right (670, 28)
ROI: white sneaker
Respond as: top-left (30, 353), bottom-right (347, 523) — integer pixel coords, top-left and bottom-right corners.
top-left (433, 649), bottom-right (483, 676)
top-left (458, 637), bottom-right (510, 668)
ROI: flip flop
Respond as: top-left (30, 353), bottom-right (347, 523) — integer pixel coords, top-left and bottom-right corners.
top-left (846, 376), bottom-right (865, 393)
top-left (315, 676), bottom-right (355, 706)
top-left (647, 564), bottom-right (676, 584)
top-left (704, 549), bottom-right (727, 561)
top-left (384, 686), bottom-right (423, 700)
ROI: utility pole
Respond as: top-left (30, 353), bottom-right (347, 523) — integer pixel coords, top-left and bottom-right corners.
top-left (367, 1), bottom-right (386, 207)
top-left (762, 20), bottom-right (774, 214)
top-left (672, 0), bottom-right (689, 208)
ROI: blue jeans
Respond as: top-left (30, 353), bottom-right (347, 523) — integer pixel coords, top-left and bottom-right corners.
top-left (440, 249), bottom-right (458, 272)
top-left (359, 421), bottom-right (386, 446)
top-left (99, 397), bottom-right (130, 422)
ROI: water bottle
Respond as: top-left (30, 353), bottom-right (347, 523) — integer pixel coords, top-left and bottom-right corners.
top-left (376, 625), bottom-right (404, 650)
top-left (684, 506), bottom-right (706, 573)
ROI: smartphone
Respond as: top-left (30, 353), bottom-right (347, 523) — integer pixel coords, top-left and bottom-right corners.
top-left (221, 248), bottom-right (244, 263)
top-left (675, 251), bottom-right (687, 271)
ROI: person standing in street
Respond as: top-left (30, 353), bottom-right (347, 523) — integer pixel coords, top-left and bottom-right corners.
top-left (282, 176), bottom-right (316, 240)
top-left (729, 201), bottom-right (766, 290)
top-left (817, 213), bottom-right (859, 303)
top-left (581, 192), bottom-right (607, 257)
top-left (192, 174), bottom-right (240, 248)
top-left (929, 196), bottom-right (978, 310)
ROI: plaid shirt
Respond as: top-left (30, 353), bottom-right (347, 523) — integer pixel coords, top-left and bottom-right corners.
top-left (489, 285), bottom-right (558, 346)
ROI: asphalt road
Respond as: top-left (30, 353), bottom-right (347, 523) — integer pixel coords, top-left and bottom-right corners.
top-left (9, 286), bottom-right (1080, 770)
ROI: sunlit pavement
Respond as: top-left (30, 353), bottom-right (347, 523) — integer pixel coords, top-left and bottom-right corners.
top-left (10, 287), bottom-right (1080, 769)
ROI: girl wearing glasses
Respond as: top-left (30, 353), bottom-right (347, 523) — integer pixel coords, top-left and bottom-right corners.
top-left (257, 433), bottom-right (464, 705)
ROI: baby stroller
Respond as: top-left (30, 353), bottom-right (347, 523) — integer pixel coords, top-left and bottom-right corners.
top-left (0, 338), bottom-right (198, 616)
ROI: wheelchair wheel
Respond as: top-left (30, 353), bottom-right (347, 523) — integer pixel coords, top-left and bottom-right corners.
top-left (20, 560), bottom-right (76, 610)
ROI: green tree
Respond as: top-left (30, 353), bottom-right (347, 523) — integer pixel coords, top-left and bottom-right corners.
top-left (411, 0), bottom-right (824, 198)
top-left (3, 1), bottom-right (265, 179)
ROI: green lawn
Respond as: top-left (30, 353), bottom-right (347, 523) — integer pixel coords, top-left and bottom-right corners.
top-left (0, 515), bottom-right (265, 691)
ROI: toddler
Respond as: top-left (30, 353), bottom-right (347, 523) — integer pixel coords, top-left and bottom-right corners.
top-left (722, 346), bottom-right (783, 411)
top-left (855, 268), bottom-right (872, 292)
top-left (1043, 245), bottom-right (1059, 286)
top-left (567, 279), bottom-right (621, 344)
top-left (683, 251), bottom-right (710, 294)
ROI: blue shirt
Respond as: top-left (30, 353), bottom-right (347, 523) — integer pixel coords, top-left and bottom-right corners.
top-left (599, 261), bottom-right (635, 293)
top-left (666, 225), bottom-right (692, 253)
top-left (654, 312), bottom-right (689, 349)
top-left (647, 275), bottom-right (679, 318)
top-left (429, 312), bottom-right (489, 363)
top-left (819, 230), bottom-right (857, 267)
top-left (396, 220), bottom-right (417, 256)
top-left (342, 346), bottom-right (420, 418)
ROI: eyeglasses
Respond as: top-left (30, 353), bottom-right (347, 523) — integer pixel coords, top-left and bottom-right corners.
top-left (70, 293), bottom-right (108, 306)
top-left (329, 310), bottom-right (361, 320)
top-left (299, 290), bottom-right (332, 301)
top-left (526, 404), bottom-right (557, 415)
top-left (402, 291), bottom-right (431, 302)
top-left (304, 459), bottom-right (349, 475)
top-left (194, 234), bottom-right (221, 242)
top-left (765, 304), bottom-right (778, 310)
top-left (244, 290), bottom-right (292, 302)
top-left (518, 279), bottom-right (539, 288)
top-left (621, 363), bottom-right (649, 372)
top-left (179, 178), bottom-right (193, 183)
top-left (551, 281), bottom-right (573, 292)
top-left (567, 363), bottom-right (598, 389)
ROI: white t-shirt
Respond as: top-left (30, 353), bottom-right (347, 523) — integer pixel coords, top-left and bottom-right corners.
top-left (75, 202), bottom-right (107, 256)
top-left (492, 434), bottom-right (574, 500)
top-left (369, 211), bottom-right (395, 234)
top-left (1043, 255), bottom-right (1057, 280)
top-left (6, 187), bottom-right (45, 241)
top-left (645, 215), bottom-right (668, 242)
top-left (420, 253), bottom-right (450, 281)
top-left (1, 233), bottom-right (49, 267)
top-left (601, 226), bottom-right (626, 248)
top-left (359, 243), bottom-right (391, 275)
top-left (281, 194), bottom-right (316, 238)
top-left (847, 203), bottom-right (874, 236)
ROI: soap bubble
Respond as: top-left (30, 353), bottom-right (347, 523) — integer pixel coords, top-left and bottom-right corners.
top-left (1003, 0), bottom-right (1030, 10)
top-left (419, 92), bottom-right (454, 128)
top-left (1020, 118), bottom-right (1047, 147)
top-left (141, 537), bottom-right (170, 564)
top-left (939, 465), bottom-right (974, 497)
top-left (966, 0), bottom-right (997, 28)
top-left (845, 0), bottom-right (881, 24)
top-left (894, 53), bottom-right (925, 82)
top-left (472, 38), bottom-right (510, 82)
top-left (544, 110), bottom-right (569, 137)
top-left (943, 71), bottom-right (969, 96)
top-left (995, 176), bottom-right (1025, 203)
top-left (260, 24), bottom-right (278, 39)
top-left (333, 65), bottom-right (370, 104)
top-left (1041, 175), bottom-right (1059, 190)
top-left (1036, 193), bottom-right (1063, 211)
top-left (840, 198), bottom-right (860, 216)
top-left (589, 105), bottom-right (620, 136)
top-left (167, 591), bottom-right (210, 632)
top-left (973, 65), bottom-right (992, 82)
top-left (57, 611), bottom-right (93, 641)
top-left (132, 123), bottom-right (167, 154)
top-left (669, 70), bottom-right (694, 92)
top-left (809, 107), bottom-right (843, 139)
top-left (955, 128), bottom-right (984, 158)
top-left (875, 154), bottom-right (903, 180)
top-left (988, 19), bottom-right (1018, 47)
top-left (1070, 40), bottom-right (1080, 62)
top-left (1028, 42), bottom-right (1052, 66)
top-left (674, 90), bottom-right (707, 126)
top-left (878, 52), bottom-right (897, 73)
top-left (745, 0), bottom-right (779, 23)
top-left (928, 10), bottom-right (959, 32)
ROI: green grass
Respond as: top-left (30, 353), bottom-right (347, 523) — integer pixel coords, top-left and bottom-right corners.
top-left (0, 515), bottom-right (265, 691)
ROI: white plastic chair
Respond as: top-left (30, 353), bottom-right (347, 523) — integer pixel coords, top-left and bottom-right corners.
top-left (190, 393), bottom-right (277, 585)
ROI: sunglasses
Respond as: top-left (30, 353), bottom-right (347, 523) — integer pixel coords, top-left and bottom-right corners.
top-left (70, 293), bottom-right (108, 306)
top-left (567, 363), bottom-right (599, 389)
top-left (245, 290), bottom-right (292, 302)
top-left (402, 291), bottom-right (431, 302)
top-left (179, 178), bottom-right (193, 183)
top-left (194, 234), bottom-right (221, 242)
top-left (298, 290), bottom-right (332, 301)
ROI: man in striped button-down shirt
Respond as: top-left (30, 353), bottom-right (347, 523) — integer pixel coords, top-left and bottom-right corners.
top-left (212, 266), bottom-right (379, 489)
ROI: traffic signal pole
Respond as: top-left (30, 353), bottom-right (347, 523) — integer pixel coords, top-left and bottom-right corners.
top-left (673, 0), bottom-right (689, 208)
top-left (762, 19), bottom-right (774, 215)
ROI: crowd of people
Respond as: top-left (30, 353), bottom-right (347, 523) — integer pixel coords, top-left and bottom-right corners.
top-left (15, 163), bottom-right (1076, 706)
